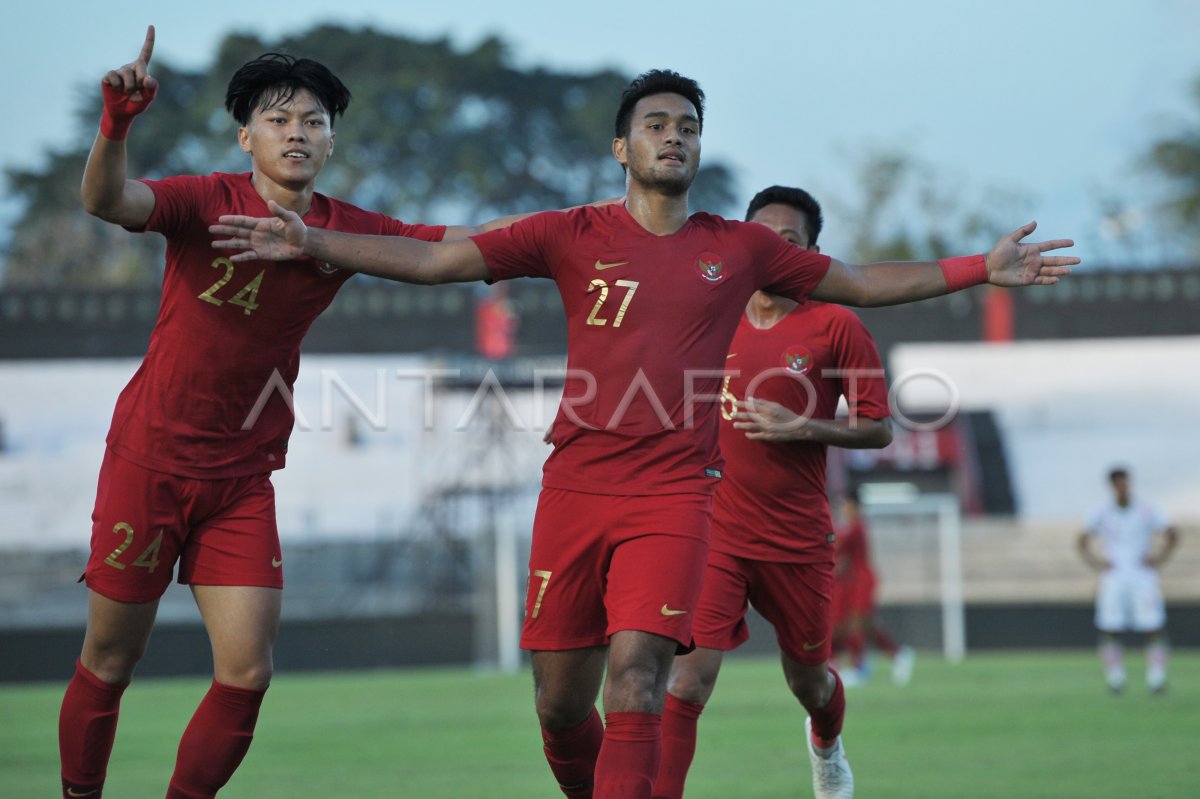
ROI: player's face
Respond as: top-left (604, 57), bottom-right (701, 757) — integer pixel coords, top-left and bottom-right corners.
top-left (613, 92), bottom-right (701, 196)
top-left (1110, 474), bottom-right (1130, 503)
top-left (238, 88), bottom-right (335, 190)
top-left (749, 204), bottom-right (816, 251)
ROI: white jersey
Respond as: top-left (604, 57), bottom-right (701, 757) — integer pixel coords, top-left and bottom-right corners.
top-left (1084, 498), bottom-right (1171, 574)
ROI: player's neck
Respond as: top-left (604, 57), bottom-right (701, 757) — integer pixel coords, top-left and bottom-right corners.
top-left (250, 171), bottom-right (316, 217)
top-left (622, 187), bottom-right (690, 236)
top-left (744, 292), bottom-right (798, 329)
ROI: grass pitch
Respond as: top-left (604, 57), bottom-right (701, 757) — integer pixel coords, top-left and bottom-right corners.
top-left (3, 650), bottom-right (1197, 798)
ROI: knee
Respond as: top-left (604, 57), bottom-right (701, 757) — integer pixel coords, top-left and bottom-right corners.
top-left (535, 690), bottom-right (595, 731)
top-left (667, 664), bottom-right (717, 706)
top-left (82, 639), bottom-right (149, 685)
top-left (786, 667), bottom-right (832, 710)
top-left (215, 659), bottom-right (274, 691)
top-left (606, 659), bottom-right (668, 711)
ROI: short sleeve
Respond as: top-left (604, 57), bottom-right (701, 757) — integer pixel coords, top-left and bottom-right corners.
top-left (129, 174), bottom-right (212, 237)
top-left (745, 223), bottom-right (832, 301)
top-left (828, 309), bottom-right (890, 421)
top-left (376, 217), bottom-right (446, 243)
top-left (470, 211), bottom-right (563, 282)
top-left (1084, 508), bottom-right (1105, 535)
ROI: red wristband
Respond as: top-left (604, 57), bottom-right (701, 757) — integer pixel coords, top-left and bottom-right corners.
top-left (938, 254), bottom-right (988, 292)
top-left (100, 108), bottom-right (134, 140)
top-left (99, 80), bottom-right (157, 141)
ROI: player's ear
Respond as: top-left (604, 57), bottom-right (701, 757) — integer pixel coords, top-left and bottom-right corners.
top-left (327, 131), bottom-right (335, 158)
top-left (811, 245), bottom-right (821, 254)
top-left (612, 137), bottom-right (628, 168)
top-left (237, 126), bottom-right (252, 154)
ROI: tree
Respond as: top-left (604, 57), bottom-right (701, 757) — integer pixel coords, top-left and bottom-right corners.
top-left (1144, 76), bottom-right (1200, 261)
top-left (831, 148), bottom-right (1030, 264)
top-left (2, 25), bottom-right (737, 287)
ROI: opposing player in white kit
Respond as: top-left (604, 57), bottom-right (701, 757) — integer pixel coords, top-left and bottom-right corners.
top-left (1077, 467), bottom-right (1178, 694)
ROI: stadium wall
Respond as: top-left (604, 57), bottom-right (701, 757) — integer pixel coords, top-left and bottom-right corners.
top-left (3, 604), bottom-right (1198, 683)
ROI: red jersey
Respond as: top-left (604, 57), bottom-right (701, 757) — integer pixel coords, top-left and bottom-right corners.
top-left (710, 302), bottom-right (889, 562)
top-left (471, 203), bottom-right (831, 496)
top-left (108, 172), bottom-right (445, 478)
top-left (834, 519), bottom-right (877, 588)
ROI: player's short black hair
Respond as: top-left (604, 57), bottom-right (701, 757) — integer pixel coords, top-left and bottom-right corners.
top-left (745, 185), bottom-right (824, 247)
top-left (614, 69), bottom-right (704, 139)
top-left (225, 53), bottom-right (352, 127)
top-left (1108, 466), bottom-right (1130, 482)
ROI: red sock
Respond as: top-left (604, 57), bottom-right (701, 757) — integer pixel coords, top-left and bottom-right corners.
top-left (595, 711), bottom-right (661, 799)
top-left (651, 693), bottom-right (704, 799)
top-left (541, 707), bottom-right (604, 797)
top-left (59, 658), bottom-right (128, 797)
top-left (165, 680), bottom-right (266, 799)
top-left (809, 670), bottom-right (846, 746)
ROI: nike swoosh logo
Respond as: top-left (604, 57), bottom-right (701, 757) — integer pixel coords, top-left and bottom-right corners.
top-left (660, 604), bottom-right (688, 616)
top-left (66, 790), bottom-right (99, 798)
top-left (594, 260), bottom-right (629, 271)
top-left (272, 557), bottom-right (283, 568)
top-left (726, 353), bottom-right (738, 359)
top-left (802, 639), bottom-right (826, 651)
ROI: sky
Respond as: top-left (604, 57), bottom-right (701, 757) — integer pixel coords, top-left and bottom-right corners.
top-left (4, 0), bottom-right (1199, 265)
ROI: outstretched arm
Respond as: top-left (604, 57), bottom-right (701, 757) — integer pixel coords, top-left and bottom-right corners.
top-left (732, 399), bottom-right (893, 448)
top-left (81, 25), bottom-right (158, 227)
top-left (437, 196), bottom-right (623, 241)
top-left (211, 201), bottom-right (490, 284)
top-left (810, 221), bottom-right (1078, 307)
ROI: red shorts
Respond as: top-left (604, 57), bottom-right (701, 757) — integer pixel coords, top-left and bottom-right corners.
top-left (521, 487), bottom-right (713, 651)
top-left (84, 448), bottom-right (283, 603)
top-left (692, 550), bottom-right (833, 665)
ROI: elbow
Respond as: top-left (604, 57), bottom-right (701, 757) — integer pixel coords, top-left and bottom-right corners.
top-left (80, 185), bottom-right (119, 222)
top-left (873, 424), bottom-right (894, 449)
top-left (864, 419), bottom-right (893, 449)
top-left (80, 188), bottom-right (104, 218)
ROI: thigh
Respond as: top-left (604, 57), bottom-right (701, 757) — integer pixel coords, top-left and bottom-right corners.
top-left (192, 584), bottom-right (281, 689)
top-left (605, 494), bottom-right (713, 648)
top-left (1129, 572), bottom-right (1166, 633)
top-left (691, 550), bottom-right (752, 652)
top-left (521, 489), bottom-right (612, 651)
top-left (181, 473), bottom-right (282, 590)
top-left (85, 449), bottom-right (188, 603)
top-left (748, 560), bottom-right (834, 665)
top-left (1095, 572), bottom-right (1129, 632)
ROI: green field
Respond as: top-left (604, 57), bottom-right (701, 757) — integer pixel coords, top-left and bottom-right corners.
top-left (4, 651), bottom-right (1198, 798)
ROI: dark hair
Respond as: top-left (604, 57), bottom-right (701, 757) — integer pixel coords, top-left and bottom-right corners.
top-left (745, 185), bottom-right (824, 246)
top-left (1108, 466), bottom-right (1130, 482)
top-left (225, 53), bottom-right (352, 127)
top-left (614, 69), bottom-right (704, 139)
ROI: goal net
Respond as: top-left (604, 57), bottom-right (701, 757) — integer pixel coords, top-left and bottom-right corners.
top-left (858, 487), bottom-right (965, 663)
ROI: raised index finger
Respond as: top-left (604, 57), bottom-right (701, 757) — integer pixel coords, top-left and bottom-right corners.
top-left (138, 25), bottom-right (156, 66)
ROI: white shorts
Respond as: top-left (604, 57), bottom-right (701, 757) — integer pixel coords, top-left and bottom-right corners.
top-left (1095, 569), bottom-right (1165, 633)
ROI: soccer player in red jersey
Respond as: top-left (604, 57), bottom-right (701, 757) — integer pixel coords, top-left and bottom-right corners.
top-left (212, 70), bottom-right (1077, 799)
top-left (651, 186), bottom-right (892, 799)
top-left (831, 490), bottom-right (914, 689)
top-left (59, 27), bottom-right (543, 799)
